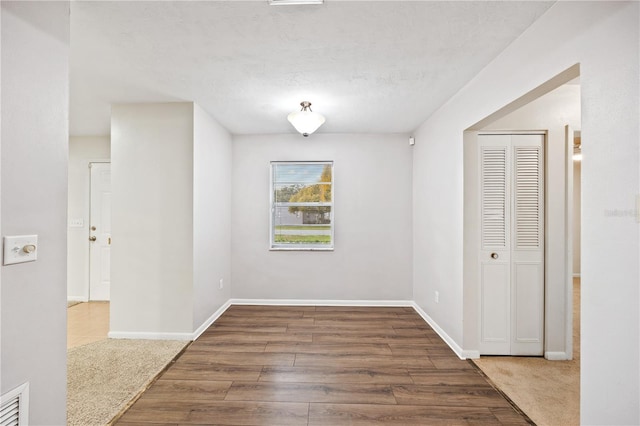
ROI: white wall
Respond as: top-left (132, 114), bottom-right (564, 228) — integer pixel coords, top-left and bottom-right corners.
top-left (1, 2), bottom-right (69, 423)
top-left (193, 104), bottom-right (232, 329)
top-left (484, 84), bottom-right (581, 131)
top-left (111, 103), bottom-right (194, 335)
top-left (412, 2), bottom-right (638, 423)
top-left (479, 84), bottom-right (580, 357)
top-left (111, 102), bottom-right (232, 337)
top-left (67, 136), bottom-right (110, 300)
top-left (232, 133), bottom-right (413, 301)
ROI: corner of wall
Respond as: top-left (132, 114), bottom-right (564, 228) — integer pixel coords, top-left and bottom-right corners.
top-left (410, 302), bottom-right (466, 359)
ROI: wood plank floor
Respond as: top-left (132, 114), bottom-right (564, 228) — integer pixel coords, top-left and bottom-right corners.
top-left (67, 301), bottom-right (109, 349)
top-left (115, 306), bottom-right (531, 425)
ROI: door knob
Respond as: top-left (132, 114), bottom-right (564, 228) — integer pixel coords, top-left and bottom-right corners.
top-left (89, 236), bottom-right (97, 242)
top-left (491, 252), bottom-right (499, 259)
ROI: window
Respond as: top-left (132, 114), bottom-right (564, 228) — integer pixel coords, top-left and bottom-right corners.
top-left (270, 161), bottom-right (334, 250)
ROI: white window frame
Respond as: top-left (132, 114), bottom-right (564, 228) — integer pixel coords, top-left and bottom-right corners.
top-left (270, 161), bottom-right (334, 251)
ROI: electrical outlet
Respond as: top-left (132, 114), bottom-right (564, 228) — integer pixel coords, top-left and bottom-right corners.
top-left (219, 279), bottom-right (224, 290)
top-left (435, 291), bottom-right (439, 303)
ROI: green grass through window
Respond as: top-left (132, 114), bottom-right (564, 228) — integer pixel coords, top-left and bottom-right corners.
top-left (274, 235), bottom-right (331, 244)
top-left (275, 225), bottom-right (331, 231)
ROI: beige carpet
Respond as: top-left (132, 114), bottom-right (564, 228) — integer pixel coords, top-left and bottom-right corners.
top-left (67, 338), bottom-right (188, 426)
top-left (473, 279), bottom-right (580, 426)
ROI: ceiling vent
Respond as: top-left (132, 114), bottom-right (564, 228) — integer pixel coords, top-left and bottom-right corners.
top-left (0, 383), bottom-right (29, 426)
top-left (269, 0), bottom-right (323, 5)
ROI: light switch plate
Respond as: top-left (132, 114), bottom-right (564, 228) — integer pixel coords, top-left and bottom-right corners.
top-left (3, 235), bottom-right (38, 265)
top-left (69, 218), bottom-right (84, 228)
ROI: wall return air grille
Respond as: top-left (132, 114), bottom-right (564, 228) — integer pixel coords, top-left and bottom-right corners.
top-left (0, 383), bottom-right (29, 426)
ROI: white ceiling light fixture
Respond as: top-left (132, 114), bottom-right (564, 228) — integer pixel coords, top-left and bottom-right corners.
top-left (287, 101), bottom-right (326, 137)
top-left (269, 0), bottom-right (323, 5)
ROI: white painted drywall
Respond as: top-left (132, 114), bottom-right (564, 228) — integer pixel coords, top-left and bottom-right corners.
top-left (193, 104), bottom-right (232, 329)
top-left (485, 84), bottom-right (581, 131)
top-left (479, 84), bottom-right (580, 356)
top-left (231, 133), bottom-right (413, 301)
top-left (111, 103), bottom-right (194, 334)
top-left (67, 136), bottom-right (110, 301)
top-left (412, 2), bottom-right (638, 423)
top-left (1, 2), bottom-right (69, 423)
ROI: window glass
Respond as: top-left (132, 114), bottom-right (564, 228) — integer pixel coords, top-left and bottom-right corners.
top-left (271, 162), bottom-right (333, 250)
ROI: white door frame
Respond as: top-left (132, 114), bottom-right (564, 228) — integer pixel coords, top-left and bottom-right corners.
top-left (476, 131), bottom-right (546, 356)
top-left (564, 125), bottom-right (575, 360)
top-left (463, 130), bottom-right (555, 358)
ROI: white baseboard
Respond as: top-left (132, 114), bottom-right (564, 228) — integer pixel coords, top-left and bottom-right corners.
top-left (545, 351), bottom-right (570, 360)
top-left (192, 300), bottom-right (233, 340)
top-left (107, 331), bottom-right (193, 341)
top-left (460, 349), bottom-right (480, 359)
top-left (106, 299), bottom-right (567, 362)
top-left (67, 296), bottom-right (88, 302)
top-left (107, 301), bottom-right (233, 341)
top-left (229, 298), bottom-right (413, 307)
top-left (410, 302), bottom-right (467, 360)
top-left (108, 299), bottom-right (471, 360)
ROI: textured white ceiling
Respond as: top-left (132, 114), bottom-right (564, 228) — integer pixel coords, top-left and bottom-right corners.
top-left (70, 1), bottom-right (553, 136)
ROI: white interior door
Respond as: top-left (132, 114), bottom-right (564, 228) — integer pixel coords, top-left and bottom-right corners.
top-left (479, 134), bottom-right (544, 356)
top-left (89, 162), bottom-right (111, 301)
top-left (479, 138), bottom-right (511, 354)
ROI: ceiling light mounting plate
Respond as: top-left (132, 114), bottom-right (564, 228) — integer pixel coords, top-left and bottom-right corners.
top-left (269, 0), bottom-right (323, 5)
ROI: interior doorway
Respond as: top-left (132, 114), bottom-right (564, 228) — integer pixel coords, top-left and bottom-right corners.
top-left (476, 133), bottom-right (545, 356)
top-left (67, 136), bottom-right (111, 303)
top-left (572, 131), bottom-right (581, 282)
top-left (89, 162), bottom-right (111, 301)
top-left (463, 65), bottom-right (581, 360)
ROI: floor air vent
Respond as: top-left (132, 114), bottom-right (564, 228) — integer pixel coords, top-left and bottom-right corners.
top-left (1, 383), bottom-right (29, 426)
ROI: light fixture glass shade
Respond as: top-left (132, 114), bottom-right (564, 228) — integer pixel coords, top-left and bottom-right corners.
top-left (287, 102), bottom-right (325, 137)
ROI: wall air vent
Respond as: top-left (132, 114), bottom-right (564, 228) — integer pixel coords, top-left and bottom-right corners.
top-left (0, 383), bottom-right (29, 426)
top-left (269, 0), bottom-right (323, 5)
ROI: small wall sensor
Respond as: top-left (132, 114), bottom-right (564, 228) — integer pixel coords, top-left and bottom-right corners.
top-left (409, 137), bottom-right (415, 146)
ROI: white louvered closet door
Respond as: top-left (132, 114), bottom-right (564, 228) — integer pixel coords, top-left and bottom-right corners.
top-left (478, 134), bottom-right (544, 356)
